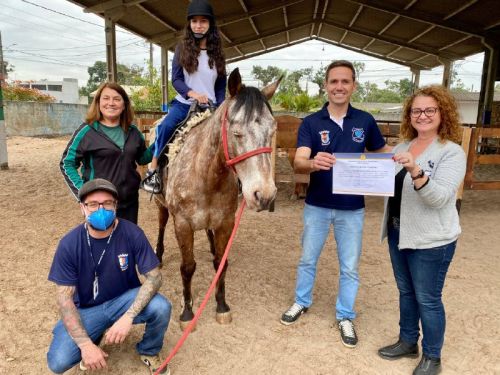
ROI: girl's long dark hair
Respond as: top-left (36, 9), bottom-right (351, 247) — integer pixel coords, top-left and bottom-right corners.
top-left (179, 22), bottom-right (226, 76)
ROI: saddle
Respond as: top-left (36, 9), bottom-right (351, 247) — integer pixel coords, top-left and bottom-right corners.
top-left (157, 100), bottom-right (216, 171)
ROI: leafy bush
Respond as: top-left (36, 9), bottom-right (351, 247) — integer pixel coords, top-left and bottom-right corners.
top-left (129, 67), bottom-right (176, 112)
top-left (2, 83), bottom-right (55, 102)
top-left (293, 93), bottom-right (319, 112)
top-left (272, 91), bottom-right (293, 110)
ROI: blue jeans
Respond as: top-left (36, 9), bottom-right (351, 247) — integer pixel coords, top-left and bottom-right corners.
top-left (387, 225), bottom-right (456, 358)
top-left (295, 204), bottom-right (365, 320)
top-left (47, 288), bottom-right (172, 374)
top-left (153, 99), bottom-right (190, 158)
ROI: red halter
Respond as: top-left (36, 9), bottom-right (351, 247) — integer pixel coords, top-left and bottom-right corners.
top-left (221, 107), bottom-right (272, 172)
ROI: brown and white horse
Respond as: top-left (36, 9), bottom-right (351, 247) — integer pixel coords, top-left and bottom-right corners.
top-left (154, 69), bottom-right (280, 327)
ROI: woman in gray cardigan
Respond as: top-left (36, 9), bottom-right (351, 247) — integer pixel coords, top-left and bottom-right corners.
top-left (378, 85), bottom-right (466, 375)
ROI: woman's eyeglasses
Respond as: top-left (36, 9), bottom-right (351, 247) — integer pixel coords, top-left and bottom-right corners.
top-left (410, 107), bottom-right (439, 118)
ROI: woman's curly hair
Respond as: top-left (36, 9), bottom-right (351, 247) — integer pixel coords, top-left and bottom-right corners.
top-left (400, 85), bottom-right (461, 143)
top-left (178, 21), bottom-right (226, 76)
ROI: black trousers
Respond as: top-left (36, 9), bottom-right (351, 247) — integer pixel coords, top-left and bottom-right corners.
top-left (116, 196), bottom-right (139, 224)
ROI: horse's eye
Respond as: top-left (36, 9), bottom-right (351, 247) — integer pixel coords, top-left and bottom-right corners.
top-left (232, 131), bottom-right (243, 138)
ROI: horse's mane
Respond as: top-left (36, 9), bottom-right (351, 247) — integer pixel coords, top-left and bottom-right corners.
top-left (232, 86), bottom-right (272, 124)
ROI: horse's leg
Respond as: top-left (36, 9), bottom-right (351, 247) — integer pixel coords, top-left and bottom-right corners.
top-left (174, 217), bottom-right (196, 330)
top-left (212, 218), bottom-right (235, 324)
top-left (206, 229), bottom-right (215, 256)
top-left (154, 200), bottom-right (169, 267)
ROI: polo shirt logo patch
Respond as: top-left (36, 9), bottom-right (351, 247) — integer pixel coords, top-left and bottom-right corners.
top-left (352, 128), bottom-right (365, 143)
top-left (118, 253), bottom-right (129, 271)
top-left (319, 130), bottom-right (330, 145)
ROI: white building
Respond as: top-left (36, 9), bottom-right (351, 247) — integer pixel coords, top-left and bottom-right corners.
top-left (17, 78), bottom-right (85, 104)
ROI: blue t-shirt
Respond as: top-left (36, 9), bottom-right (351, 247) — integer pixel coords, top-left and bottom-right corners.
top-left (48, 219), bottom-right (160, 308)
top-left (297, 103), bottom-right (386, 210)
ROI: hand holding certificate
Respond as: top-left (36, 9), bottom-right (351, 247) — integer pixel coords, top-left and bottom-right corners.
top-left (332, 153), bottom-right (395, 196)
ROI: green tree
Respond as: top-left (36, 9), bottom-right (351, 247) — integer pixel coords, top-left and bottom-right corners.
top-left (352, 61), bottom-right (365, 81)
top-left (251, 65), bottom-right (285, 87)
top-left (81, 61), bottom-right (146, 97)
top-left (300, 67), bottom-right (314, 93)
top-left (130, 64), bottom-right (175, 112)
top-left (280, 69), bottom-right (311, 95)
top-left (118, 63), bottom-right (144, 85)
top-left (352, 81), bottom-right (378, 102)
top-left (385, 78), bottom-right (413, 99)
top-left (83, 61), bottom-right (107, 96)
top-left (313, 65), bottom-right (327, 96)
top-left (450, 64), bottom-right (470, 93)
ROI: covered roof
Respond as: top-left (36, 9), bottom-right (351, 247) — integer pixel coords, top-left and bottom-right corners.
top-left (68, 0), bottom-right (500, 70)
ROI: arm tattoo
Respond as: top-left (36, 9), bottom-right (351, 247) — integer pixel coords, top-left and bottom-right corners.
top-left (56, 285), bottom-right (91, 347)
top-left (126, 267), bottom-right (162, 319)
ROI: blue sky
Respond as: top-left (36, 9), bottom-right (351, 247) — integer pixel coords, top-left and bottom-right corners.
top-left (2, 0), bottom-right (485, 92)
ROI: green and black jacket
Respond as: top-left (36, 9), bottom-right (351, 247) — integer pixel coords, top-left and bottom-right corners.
top-left (60, 121), bottom-right (152, 203)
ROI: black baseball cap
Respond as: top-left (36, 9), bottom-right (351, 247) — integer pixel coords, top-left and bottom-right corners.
top-left (78, 178), bottom-right (119, 202)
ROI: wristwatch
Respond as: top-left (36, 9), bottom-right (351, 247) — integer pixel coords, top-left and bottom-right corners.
top-left (411, 168), bottom-right (425, 180)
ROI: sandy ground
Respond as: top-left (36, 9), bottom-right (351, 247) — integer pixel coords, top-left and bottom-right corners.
top-left (0, 136), bottom-right (499, 375)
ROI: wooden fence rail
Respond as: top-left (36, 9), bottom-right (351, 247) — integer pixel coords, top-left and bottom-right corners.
top-left (462, 126), bottom-right (500, 190)
top-left (136, 112), bottom-right (500, 194)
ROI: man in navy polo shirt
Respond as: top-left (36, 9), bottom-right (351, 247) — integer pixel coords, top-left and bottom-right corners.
top-left (280, 60), bottom-right (391, 348)
top-left (47, 179), bottom-right (172, 374)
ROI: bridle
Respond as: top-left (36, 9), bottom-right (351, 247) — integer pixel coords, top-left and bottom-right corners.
top-left (221, 106), bottom-right (272, 173)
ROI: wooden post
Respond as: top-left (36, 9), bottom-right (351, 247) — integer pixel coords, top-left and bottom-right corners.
top-left (161, 44), bottom-right (169, 112)
top-left (464, 127), bottom-right (479, 189)
top-left (0, 31), bottom-right (8, 170)
top-left (456, 126), bottom-right (472, 213)
top-left (269, 132), bottom-right (277, 212)
top-left (104, 16), bottom-right (118, 82)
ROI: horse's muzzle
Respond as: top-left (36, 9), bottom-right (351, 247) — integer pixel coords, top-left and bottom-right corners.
top-left (252, 186), bottom-right (277, 211)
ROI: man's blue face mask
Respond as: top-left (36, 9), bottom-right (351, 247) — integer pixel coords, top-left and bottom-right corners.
top-left (86, 207), bottom-right (116, 231)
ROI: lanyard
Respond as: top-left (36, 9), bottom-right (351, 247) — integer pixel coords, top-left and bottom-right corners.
top-left (85, 223), bottom-right (115, 299)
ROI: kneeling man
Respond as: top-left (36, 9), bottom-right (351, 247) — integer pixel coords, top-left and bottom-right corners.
top-left (47, 178), bottom-right (171, 374)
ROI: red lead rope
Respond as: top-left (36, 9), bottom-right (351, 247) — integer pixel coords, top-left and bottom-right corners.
top-left (154, 105), bottom-right (272, 374)
top-left (154, 200), bottom-right (247, 375)
top-left (221, 107), bottom-right (272, 171)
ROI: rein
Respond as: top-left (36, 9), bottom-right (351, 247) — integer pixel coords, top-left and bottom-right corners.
top-left (154, 200), bottom-right (247, 375)
top-left (221, 106), bottom-right (272, 172)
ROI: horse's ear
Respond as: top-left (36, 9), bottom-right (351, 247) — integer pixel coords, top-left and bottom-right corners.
top-left (261, 75), bottom-right (283, 100)
top-left (228, 68), bottom-right (243, 98)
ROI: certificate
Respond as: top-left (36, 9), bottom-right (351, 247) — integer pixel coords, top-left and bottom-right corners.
top-left (332, 153), bottom-right (395, 196)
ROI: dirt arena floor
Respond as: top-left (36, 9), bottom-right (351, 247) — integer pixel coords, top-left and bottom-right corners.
top-left (0, 136), bottom-right (499, 375)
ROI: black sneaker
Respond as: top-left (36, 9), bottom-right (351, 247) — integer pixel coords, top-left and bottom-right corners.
top-left (413, 355), bottom-right (441, 375)
top-left (378, 339), bottom-right (419, 360)
top-left (338, 318), bottom-right (358, 348)
top-left (140, 170), bottom-right (162, 194)
top-left (280, 303), bottom-right (308, 325)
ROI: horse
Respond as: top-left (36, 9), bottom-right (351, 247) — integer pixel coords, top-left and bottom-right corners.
top-left (154, 68), bottom-right (280, 328)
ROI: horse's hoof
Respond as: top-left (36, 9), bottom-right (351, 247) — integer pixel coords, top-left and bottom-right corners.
top-left (216, 311), bottom-right (232, 324)
top-left (158, 262), bottom-right (163, 269)
top-left (179, 319), bottom-right (197, 332)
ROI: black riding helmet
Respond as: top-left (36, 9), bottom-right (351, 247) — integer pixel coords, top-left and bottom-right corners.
top-left (187, 0), bottom-right (214, 21)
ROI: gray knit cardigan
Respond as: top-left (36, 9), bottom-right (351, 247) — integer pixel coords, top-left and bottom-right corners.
top-left (380, 138), bottom-right (466, 249)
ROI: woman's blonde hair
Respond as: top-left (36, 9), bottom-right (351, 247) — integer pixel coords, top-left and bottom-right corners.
top-left (400, 85), bottom-right (461, 143)
top-left (85, 82), bottom-right (134, 132)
